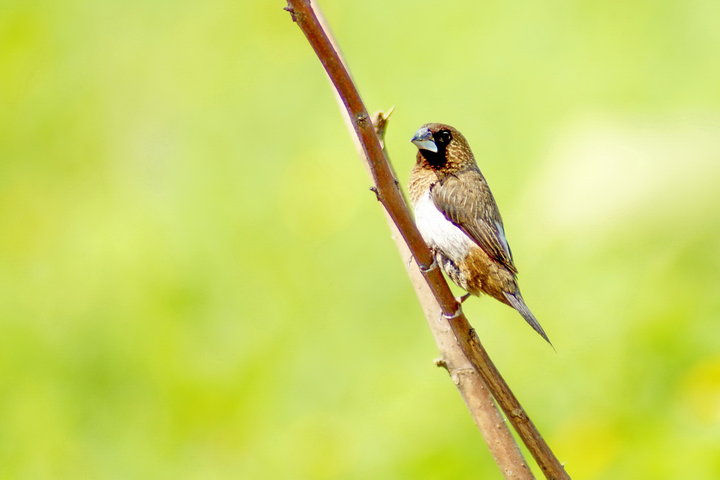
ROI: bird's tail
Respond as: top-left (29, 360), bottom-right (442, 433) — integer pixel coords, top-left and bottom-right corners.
top-left (503, 291), bottom-right (553, 346)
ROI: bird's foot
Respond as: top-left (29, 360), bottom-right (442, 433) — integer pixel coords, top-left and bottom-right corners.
top-left (456, 293), bottom-right (471, 304)
top-left (418, 257), bottom-right (437, 273)
top-left (442, 306), bottom-right (463, 320)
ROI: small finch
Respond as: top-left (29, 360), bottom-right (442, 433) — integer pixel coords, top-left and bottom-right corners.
top-left (409, 123), bottom-right (550, 344)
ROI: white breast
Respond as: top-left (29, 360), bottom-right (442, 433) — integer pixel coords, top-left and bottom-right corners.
top-left (413, 191), bottom-right (473, 263)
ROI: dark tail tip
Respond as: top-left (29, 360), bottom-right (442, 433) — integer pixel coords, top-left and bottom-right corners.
top-left (503, 292), bottom-right (554, 348)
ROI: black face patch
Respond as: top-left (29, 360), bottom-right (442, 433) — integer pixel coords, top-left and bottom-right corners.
top-left (419, 129), bottom-right (452, 168)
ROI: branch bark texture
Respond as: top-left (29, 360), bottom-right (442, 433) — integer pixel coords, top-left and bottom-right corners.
top-left (284, 2), bottom-right (570, 479)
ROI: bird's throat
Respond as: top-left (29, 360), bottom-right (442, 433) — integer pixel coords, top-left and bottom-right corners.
top-left (419, 148), bottom-right (447, 169)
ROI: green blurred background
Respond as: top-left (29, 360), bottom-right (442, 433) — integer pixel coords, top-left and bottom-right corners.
top-left (2, 0), bottom-right (720, 478)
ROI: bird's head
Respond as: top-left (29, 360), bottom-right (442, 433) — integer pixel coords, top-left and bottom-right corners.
top-left (410, 123), bottom-right (474, 172)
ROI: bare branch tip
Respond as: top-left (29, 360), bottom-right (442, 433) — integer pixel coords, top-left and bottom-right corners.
top-left (373, 106), bottom-right (396, 125)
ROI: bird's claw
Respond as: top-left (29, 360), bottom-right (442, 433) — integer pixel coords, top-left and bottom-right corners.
top-left (419, 258), bottom-right (437, 273)
top-left (443, 306), bottom-right (463, 320)
top-left (456, 293), bottom-right (471, 304)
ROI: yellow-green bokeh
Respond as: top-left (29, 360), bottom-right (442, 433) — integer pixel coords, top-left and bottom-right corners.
top-left (1, 0), bottom-right (719, 478)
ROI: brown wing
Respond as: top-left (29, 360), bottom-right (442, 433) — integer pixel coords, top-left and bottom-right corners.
top-left (431, 168), bottom-right (518, 274)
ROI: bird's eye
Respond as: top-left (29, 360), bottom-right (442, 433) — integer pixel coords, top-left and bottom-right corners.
top-left (437, 129), bottom-right (452, 144)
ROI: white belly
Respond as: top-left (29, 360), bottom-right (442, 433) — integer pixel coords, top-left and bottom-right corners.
top-left (413, 192), bottom-right (473, 263)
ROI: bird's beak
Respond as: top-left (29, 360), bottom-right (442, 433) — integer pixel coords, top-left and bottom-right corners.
top-left (410, 127), bottom-right (438, 153)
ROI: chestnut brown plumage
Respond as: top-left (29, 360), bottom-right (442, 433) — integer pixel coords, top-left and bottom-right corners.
top-left (409, 123), bottom-right (551, 344)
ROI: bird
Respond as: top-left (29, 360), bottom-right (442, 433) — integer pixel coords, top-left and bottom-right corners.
top-left (408, 123), bottom-right (551, 344)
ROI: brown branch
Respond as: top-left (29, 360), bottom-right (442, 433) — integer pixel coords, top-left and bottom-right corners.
top-left (284, 2), bottom-right (570, 479)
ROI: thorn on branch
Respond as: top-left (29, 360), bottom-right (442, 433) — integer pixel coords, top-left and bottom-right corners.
top-left (434, 357), bottom-right (449, 371)
top-left (369, 186), bottom-right (381, 201)
top-left (283, 5), bottom-right (297, 21)
top-left (371, 107), bottom-right (395, 146)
